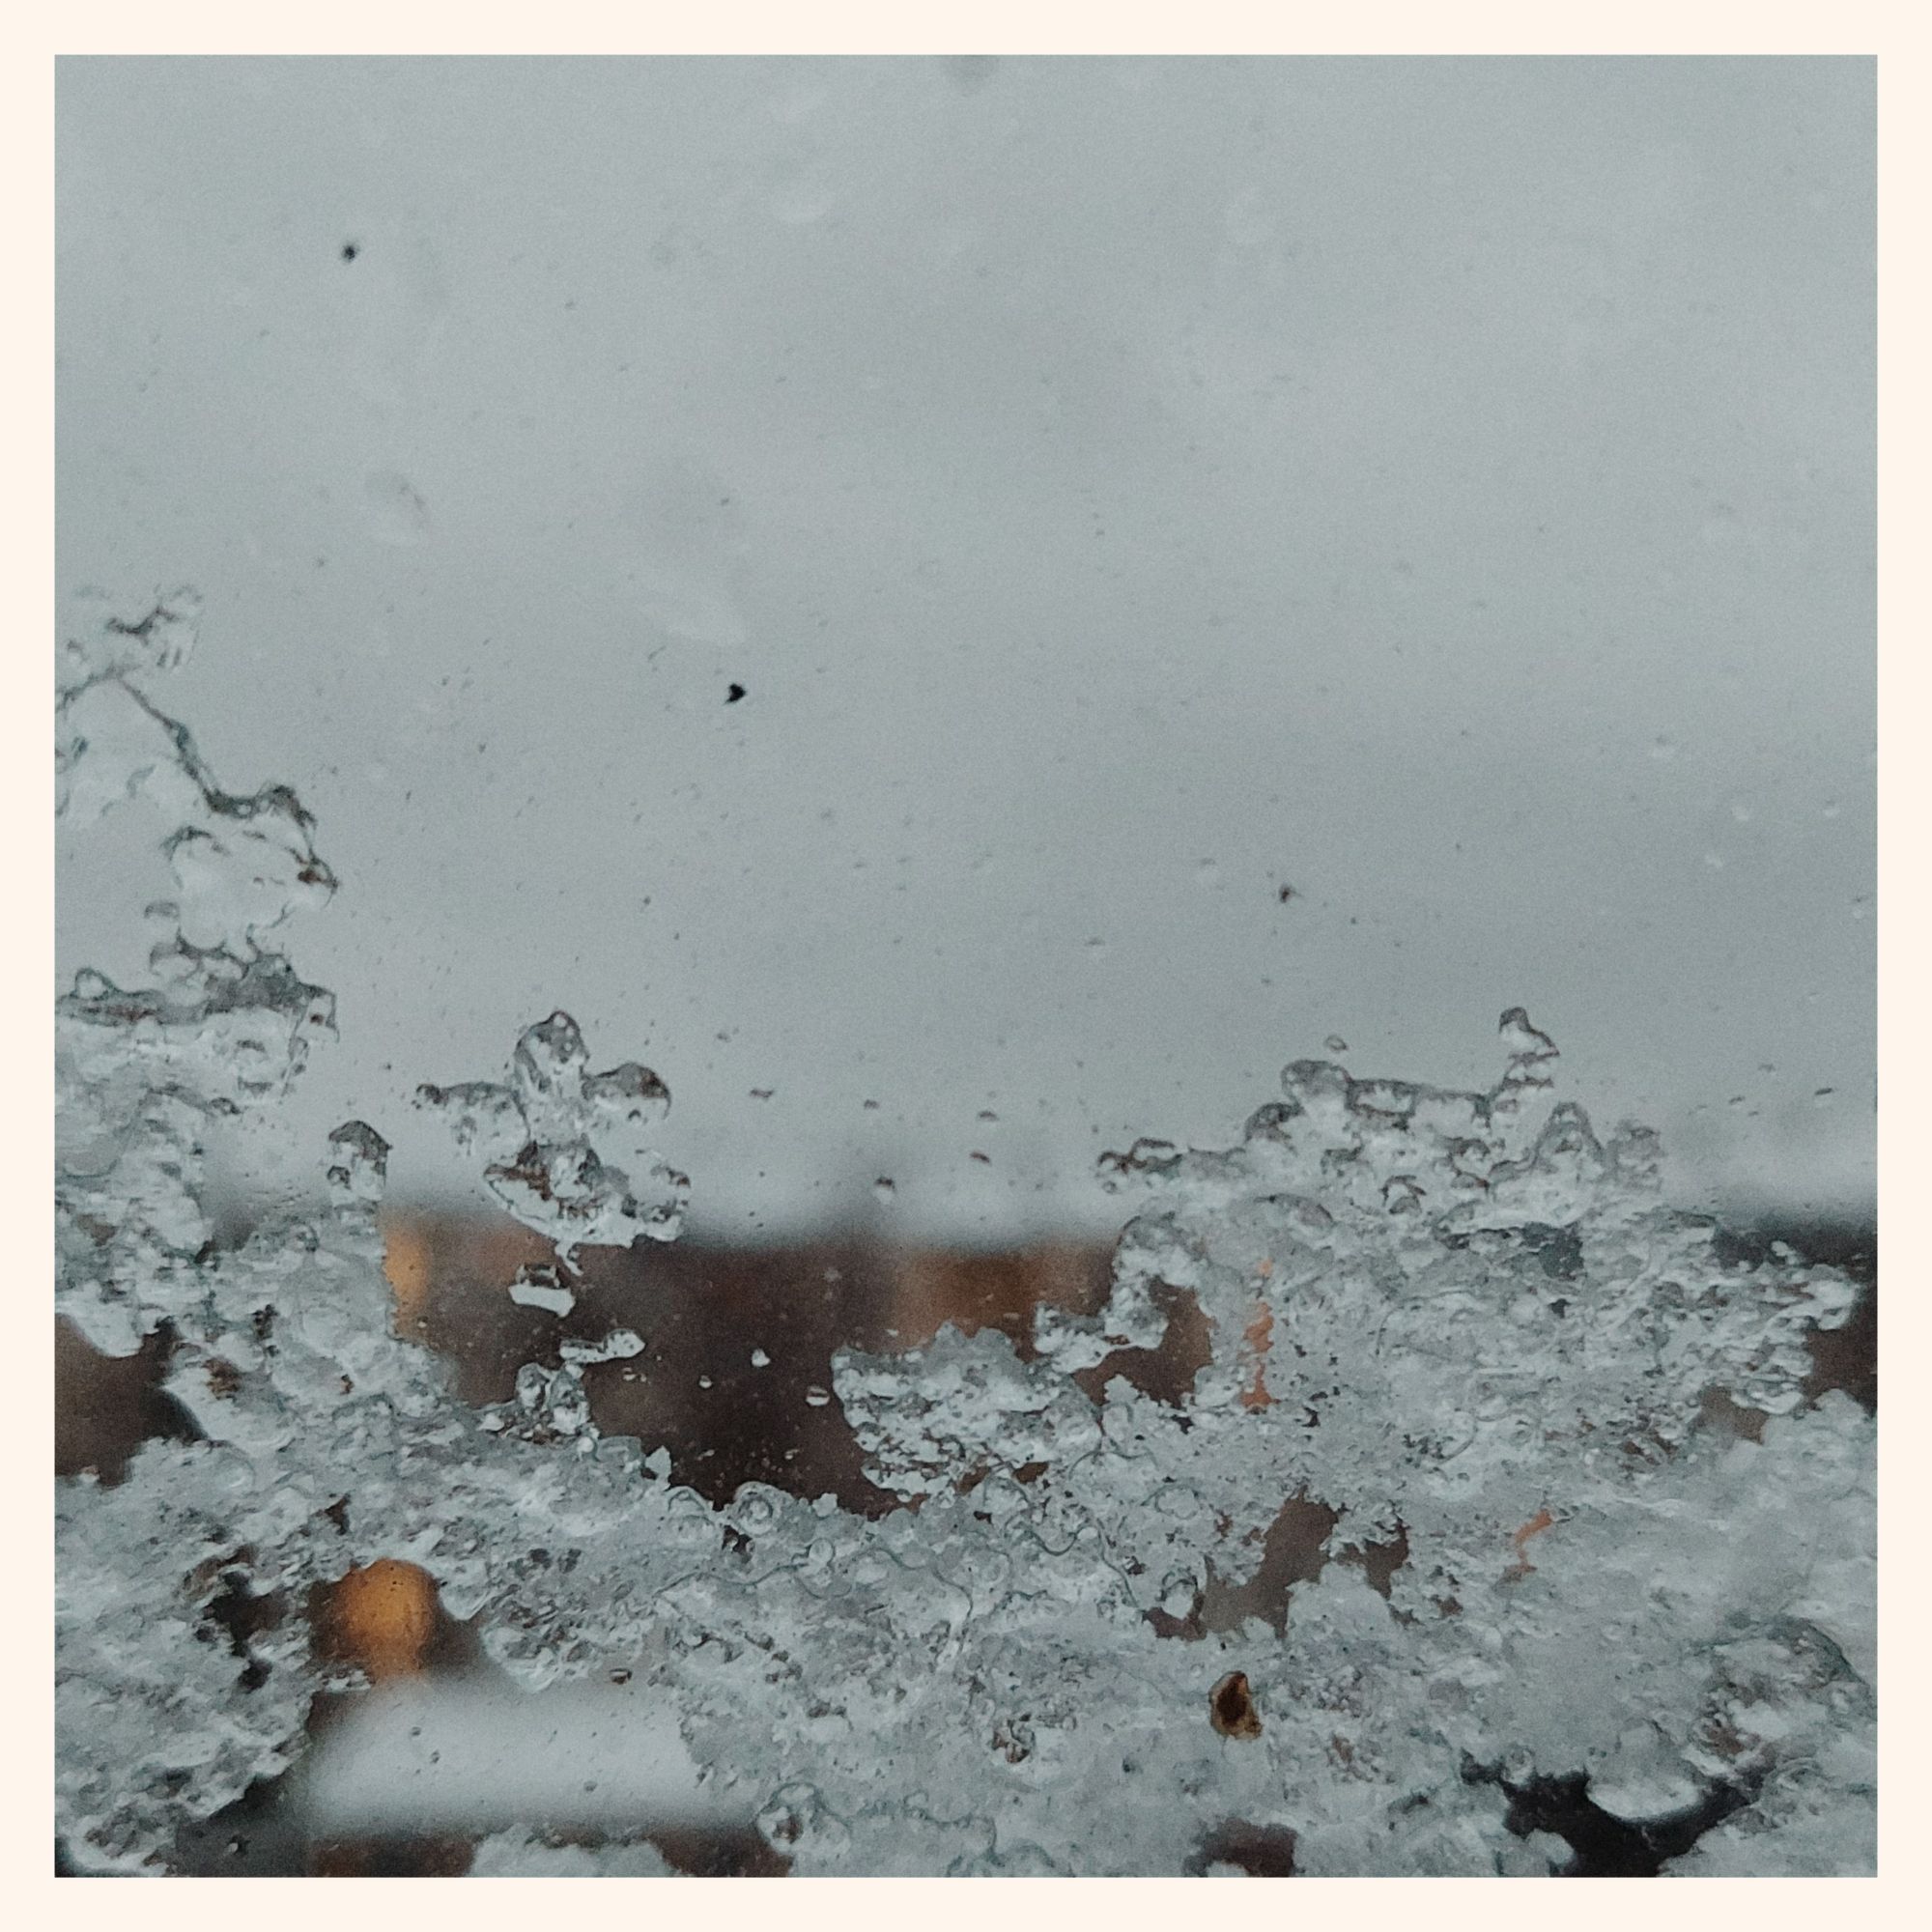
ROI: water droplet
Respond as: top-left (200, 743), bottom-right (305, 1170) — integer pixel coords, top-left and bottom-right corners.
top-left (583, 1060), bottom-right (672, 1134)
top-left (873, 1176), bottom-right (896, 1202)
top-left (940, 55), bottom-right (1001, 94)
top-left (363, 469), bottom-right (432, 547)
top-left (756, 1780), bottom-right (850, 1860)
top-left (751, 1348), bottom-right (771, 1369)
top-left (325, 1121), bottom-right (389, 1213)
top-left (1497, 1008), bottom-right (1557, 1065)
top-left (1324, 1036), bottom-right (1350, 1055)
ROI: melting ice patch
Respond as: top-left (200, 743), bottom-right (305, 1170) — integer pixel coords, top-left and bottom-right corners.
top-left (55, 594), bottom-right (1874, 1875)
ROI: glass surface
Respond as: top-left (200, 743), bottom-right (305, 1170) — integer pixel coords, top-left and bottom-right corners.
top-left (55, 56), bottom-right (1877, 1879)
top-left (58, 54), bottom-right (1875, 1237)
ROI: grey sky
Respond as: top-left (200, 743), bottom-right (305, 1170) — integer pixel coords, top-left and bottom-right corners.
top-left (56, 55), bottom-right (1875, 1236)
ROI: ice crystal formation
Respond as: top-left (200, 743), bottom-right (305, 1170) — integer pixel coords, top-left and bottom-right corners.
top-left (56, 600), bottom-right (1875, 1875)
top-left (416, 1015), bottom-right (687, 1263)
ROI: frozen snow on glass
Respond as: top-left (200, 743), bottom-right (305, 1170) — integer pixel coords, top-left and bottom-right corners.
top-left (55, 604), bottom-right (1873, 1874)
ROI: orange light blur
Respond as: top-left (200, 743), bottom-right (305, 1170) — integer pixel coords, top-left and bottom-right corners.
top-left (382, 1215), bottom-right (433, 1330)
top-left (324, 1557), bottom-right (438, 1681)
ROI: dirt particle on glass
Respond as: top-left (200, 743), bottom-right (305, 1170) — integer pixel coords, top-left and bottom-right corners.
top-left (1209, 1671), bottom-right (1263, 1740)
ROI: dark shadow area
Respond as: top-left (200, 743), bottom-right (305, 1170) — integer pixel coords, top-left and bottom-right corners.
top-left (1185, 1819), bottom-right (1298, 1875)
top-left (395, 1218), bottom-right (1116, 1514)
top-left (1462, 1755), bottom-right (1766, 1877)
top-left (1072, 1281), bottom-right (1214, 1409)
top-left (309, 1833), bottom-right (477, 1876)
top-left (54, 1316), bottom-right (203, 1482)
top-left (171, 1771), bottom-right (311, 1877)
top-left (646, 1826), bottom-right (790, 1877)
top-left (196, 1564), bottom-right (287, 1693)
top-left (1150, 1496), bottom-right (1343, 1642)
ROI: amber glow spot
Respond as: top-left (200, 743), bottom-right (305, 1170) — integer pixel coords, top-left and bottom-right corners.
top-left (382, 1215), bottom-right (433, 1329)
top-left (321, 1557), bottom-right (439, 1681)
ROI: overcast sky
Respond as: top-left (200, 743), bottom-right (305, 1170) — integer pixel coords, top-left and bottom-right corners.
top-left (56, 55), bottom-right (1875, 1236)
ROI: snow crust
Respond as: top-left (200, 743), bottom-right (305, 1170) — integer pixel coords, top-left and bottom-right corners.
top-left (55, 598), bottom-right (1875, 1875)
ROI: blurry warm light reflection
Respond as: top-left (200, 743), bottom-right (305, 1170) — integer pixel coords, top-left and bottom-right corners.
top-left (323, 1557), bottom-right (439, 1681)
top-left (382, 1214), bottom-right (433, 1330)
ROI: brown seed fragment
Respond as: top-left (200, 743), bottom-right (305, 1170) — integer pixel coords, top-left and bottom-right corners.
top-left (1504, 1505), bottom-right (1555, 1580)
top-left (1238, 1301), bottom-right (1276, 1411)
top-left (1210, 1669), bottom-right (1263, 1740)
